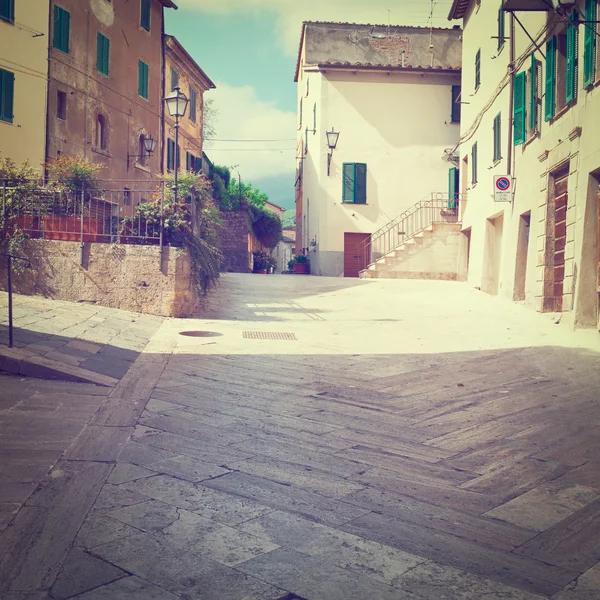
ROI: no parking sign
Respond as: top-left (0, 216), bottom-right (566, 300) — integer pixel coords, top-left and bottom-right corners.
top-left (494, 175), bottom-right (513, 203)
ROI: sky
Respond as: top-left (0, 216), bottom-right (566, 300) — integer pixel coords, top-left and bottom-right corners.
top-left (166, 0), bottom-right (455, 210)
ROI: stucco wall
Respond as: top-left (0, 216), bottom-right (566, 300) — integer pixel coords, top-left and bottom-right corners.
top-left (0, 1), bottom-right (49, 168)
top-left (0, 240), bottom-right (200, 317)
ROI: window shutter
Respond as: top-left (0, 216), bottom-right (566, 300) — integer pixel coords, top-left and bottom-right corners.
top-left (448, 167), bottom-right (458, 208)
top-left (62, 8), bottom-right (70, 54)
top-left (171, 68), bottom-right (178, 92)
top-left (53, 6), bottom-right (69, 53)
top-left (0, 0), bottom-right (14, 23)
top-left (96, 34), bottom-right (109, 75)
top-left (355, 163), bottom-right (367, 204)
top-left (189, 88), bottom-right (197, 121)
top-left (96, 34), bottom-right (103, 73)
top-left (475, 49), bottom-right (481, 89)
top-left (0, 69), bottom-right (14, 123)
top-left (451, 85), bottom-right (461, 122)
top-left (471, 143), bottom-right (478, 184)
top-left (176, 145), bottom-right (180, 169)
top-left (141, 0), bottom-right (150, 31)
top-left (195, 156), bottom-right (203, 173)
top-left (566, 12), bottom-right (578, 104)
top-left (493, 113), bottom-right (502, 160)
top-left (138, 60), bottom-right (148, 99)
top-left (583, 0), bottom-right (596, 88)
top-left (167, 139), bottom-right (174, 171)
top-left (544, 36), bottom-right (556, 121)
top-left (513, 71), bottom-right (526, 145)
top-left (529, 53), bottom-right (537, 131)
top-left (299, 98), bottom-right (303, 127)
top-left (498, 8), bottom-right (505, 50)
top-left (313, 102), bottom-right (317, 131)
top-left (342, 163), bottom-right (355, 202)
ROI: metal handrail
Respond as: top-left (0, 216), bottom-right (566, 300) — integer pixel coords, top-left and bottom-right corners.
top-left (1, 252), bottom-right (31, 348)
top-left (356, 192), bottom-right (464, 273)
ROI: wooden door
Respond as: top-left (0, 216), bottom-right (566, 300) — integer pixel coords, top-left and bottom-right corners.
top-left (553, 174), bottom-right (568, 312)
top-left (344, 232), bottom-right (371, 278)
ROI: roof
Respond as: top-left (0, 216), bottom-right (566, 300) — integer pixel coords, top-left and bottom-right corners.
top-left (159, 0), bottom-right (178, 9)
top-left (448, 0), bottom-right (470, 20)
top-left (165, 36), bottom-right (216, 90)
top-left (295, 21), bottom-right (462, 81)
top-left (282, 235), bottom-right (295, 244)
top-left (264, 200), bottom-right (286, 214)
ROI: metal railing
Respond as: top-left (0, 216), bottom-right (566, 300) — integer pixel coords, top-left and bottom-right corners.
top-left (356, 192), bottom-right (464, 273)
top-left (1, 252), bottom-right (31, 348)
top-left (1, 181), bottom-right (167, 246)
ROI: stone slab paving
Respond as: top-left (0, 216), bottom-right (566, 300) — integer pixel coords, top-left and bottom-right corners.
top-left (0, 292), bottom-right (163, 380)
top-left (1, 274), bottom-right (600, 599)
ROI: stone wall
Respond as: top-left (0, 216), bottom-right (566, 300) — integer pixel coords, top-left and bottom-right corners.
top-left (0, 240), bottom-right (200, 317)
top-left (219, 207), bottom-right (250, 273)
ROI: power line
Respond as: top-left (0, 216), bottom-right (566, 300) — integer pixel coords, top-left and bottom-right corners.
top-left (206, 138), bottom-right (297, 142)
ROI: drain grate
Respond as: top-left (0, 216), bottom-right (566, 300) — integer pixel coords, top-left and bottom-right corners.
top-left (179, 331), bottom-right (223, 337)
top-left (242, 331), bottom-right (297, 341)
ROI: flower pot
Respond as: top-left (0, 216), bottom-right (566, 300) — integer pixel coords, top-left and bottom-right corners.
top-left (294, 262), bottom-right (309, 274)
top-left (254, 269), bottom-right (267, 274)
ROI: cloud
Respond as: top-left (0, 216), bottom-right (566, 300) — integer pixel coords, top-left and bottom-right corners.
top-left (205, 82), bottom-right (297, 182)
top-left (176, 0), bottom-right (454, 56)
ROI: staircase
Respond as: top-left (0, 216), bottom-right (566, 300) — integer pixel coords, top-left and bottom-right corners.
top-left (357, 193), bottom-right (464, 280)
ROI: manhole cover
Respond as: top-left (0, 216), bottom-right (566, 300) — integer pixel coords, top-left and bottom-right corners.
top-left (242, 331), bottom-right (297, 341)
top-left (179, 331), bottom-right (223, 337)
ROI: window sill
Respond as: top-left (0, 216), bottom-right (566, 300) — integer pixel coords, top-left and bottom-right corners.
top-left (0, 119), bottom-right (13, 125)
top-left (523, 131), bottom-right (540, 149)
top-left (497, 43), bottom-right (506, 56)
top-left (92, 147), bottom-right (111, 158)
top-left (342, 202), bottom-right (368, 205)
top-left (493, 159), bottom-right (502, 166)
top-left (134, 163), bottom-right (151, 173)
top-left (471, 182), bottom-right (478, 189)
top-left (473, 85), bottom-right (480, 95)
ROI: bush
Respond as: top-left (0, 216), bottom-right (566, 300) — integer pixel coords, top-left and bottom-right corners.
top-left (287, 258), bottom-right (296, 271)
top-left (253, 250), bottom-right (268, 271)
top-left (249, 204), bottom-right (283, 249)
top-left (45, 154), bottom-right (104, 195)
top-left (295, 254), bottom-right (309, 264)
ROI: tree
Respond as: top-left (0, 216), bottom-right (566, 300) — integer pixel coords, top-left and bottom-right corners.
top-left (203, 97), bottom-right (217, 140)
top-left (282, 209), bottom-right (295, 228)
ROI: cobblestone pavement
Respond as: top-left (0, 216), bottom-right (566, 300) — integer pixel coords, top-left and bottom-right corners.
top-left (0, 293), bottom-right (163, 380)
top-left (1, 274), bottom-right (600, 600)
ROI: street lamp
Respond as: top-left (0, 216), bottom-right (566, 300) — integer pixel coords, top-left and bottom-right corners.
top-left (164, 87), bottom-right (189, 204)
top-left (126, 134), bottom-right (157, 169)
top-left (326, 128), bottom-right (340, 176)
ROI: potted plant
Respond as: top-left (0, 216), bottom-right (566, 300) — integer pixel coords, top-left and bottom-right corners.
top-left (294, 254), bottom-right (310, 274)
top-left (253, 250), bottom-right (268, 274)
top-left (287, 258), bottom-right (296, 272)
top-left (267, 255), bottom-right (277, 274)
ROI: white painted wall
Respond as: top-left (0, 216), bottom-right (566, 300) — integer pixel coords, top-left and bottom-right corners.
top-left (297, 67), bottom-right (461, 276)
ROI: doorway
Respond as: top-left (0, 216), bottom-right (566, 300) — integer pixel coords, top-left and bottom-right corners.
top-left (482, 214), bottom-right (504, 295)
top-left (513, 212), bottom-right (531, 301)
top-left (546, 169), bottom-right (569, 312)
top-left (344, 232), bottom-right (371, 277)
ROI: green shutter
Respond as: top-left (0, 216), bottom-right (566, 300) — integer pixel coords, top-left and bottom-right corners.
top-left (189, 88), bottom-right (197, 122)
top-left (471, 143), bottom-right (478, 184)
top-left (475, 49), bottom-right (481, 89)
top-left (342, 163), bottom-right (355, 202)
top-left (451, 85), bottom-right (461, 122)
top-left (0, 0), bottom-right (14, 23)
top-left (195, 156), bottom-right (203, 173)
top-left (583, 0), bottom-right (596, 88)
top-left (355, 163), bottom-right (367, 204)
top-left (0, 68), bottom-right (15, 123)
top-left (529, 53), bottom-right (537, 131)
top-left (498, 8), bottom-right (505, 50)
top-left (53, 6), bottom-right (70, 54)
top-left (513, 71), bottom-right (526, 145)
top-left (140, 0), bottom-right (150, 31)
top-left (138, 60), bottom-right (148, 99)
top-left (96, 33), bottom-right (110, 76)
top-left (448, 167), bottom-right (457, 209)
top-left (545, 36), bottom-right (556, 121)
top-left (493, 113), bottom-right (502, 160)
top-left (566, 12), bottom-right (578, 104)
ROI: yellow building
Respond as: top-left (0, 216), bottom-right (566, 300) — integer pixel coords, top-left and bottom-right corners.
top-left (0, 0), bottom-right (49, 170)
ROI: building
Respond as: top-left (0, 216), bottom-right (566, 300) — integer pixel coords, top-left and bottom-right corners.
top-left (448, 0), bottom-right (600, 330)
top-left (0, 0), bottom-right (49, 169)
top-left (294, 21), bottom-right (462, 277)
top-left (46, 0), bottom-right (177, 190)
top-left (163, 35), bottom-right (215, 178)
top-left (263, 200), bottom-right (288, 272)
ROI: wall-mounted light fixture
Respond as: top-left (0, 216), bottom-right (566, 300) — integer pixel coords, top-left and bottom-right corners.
top-left (127, 134), bottom-right (157, 169)
top-left (326, 128), bottom-right (339, 176)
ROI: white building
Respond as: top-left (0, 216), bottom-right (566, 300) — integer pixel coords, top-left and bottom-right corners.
top-left (294, 21), bottom-right (462, 277)
top-left (448, 0), bottom-right (600, 330)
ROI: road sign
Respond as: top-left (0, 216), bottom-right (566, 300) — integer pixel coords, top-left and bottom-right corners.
top-left (494, 175), bottom-right (513, 203)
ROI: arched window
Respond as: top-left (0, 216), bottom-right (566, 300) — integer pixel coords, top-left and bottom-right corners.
top-left (96, 115), bottom-right (107, 150)
top-left (139, 134), bottom-right (147, 165)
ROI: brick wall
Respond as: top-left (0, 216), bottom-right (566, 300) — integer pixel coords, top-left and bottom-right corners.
top-left (0, 240), bottom-right (200, 317)
top-left (220, 207), bottom-right (251, 273)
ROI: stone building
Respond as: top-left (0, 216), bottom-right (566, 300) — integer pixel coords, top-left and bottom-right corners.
top-left (448, 0), bottom-right (600, 330)
top-left (163, 35), bottom-right (215, 177)
top-left (0, 0), bottom-right (49, 169)
top-left (46, 0), bottom-right (176, 188)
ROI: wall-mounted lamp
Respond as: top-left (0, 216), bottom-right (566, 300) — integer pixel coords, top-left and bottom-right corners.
top-left (326, 128), bottom-right (339, 176)
top-left (127, 134), bottom-right (157, 169)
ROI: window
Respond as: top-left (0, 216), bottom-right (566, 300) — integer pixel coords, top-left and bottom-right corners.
top-left (498, 7), bottom-right (505, 51)
top-left (138, 60), bottom-right (149, 99)
top-left (493, 113), bottom-right (502, 161)
top-left (513, 71), bottom-right (526, 145)
top-left (189, 87), bottom-right (197, 122)
top-left (0, 0), bottom-right (14, 23)
top-left (96, 115), bottom-right (107, 150)
top-left (96, 33), bottom-right (110, 76)
top-left (0, 68), bottom-right (14, 123)
top-left (342, 163), bottom-right (367, 204)
top-left (57, 90), bottom-right (67, 120)
top-left (171, 67), bottom-right (178, 92)
top-left (140, 0), bottom-right (150, 31)
top-left (167, 138), bottom-right (175, 171)
top-left (195, 156), bottom-right (202, 173)
top-left (583, 0), bottom-right (597, 87)
top-left (471, 143), bottom-right (478, 185)
top-left (565, 11), bottom-right (578, 104)
top-left (475, 48), bottom-right (481, 89)
top-left (124, 188), bottom-right (131, 206)
top-left (528, 52), bottom-right (540, 136)
top-left (448, 167), bottom-right (458, 209)
top-left (186, 151), bottom-right (193, 171)
top-left (545, 36), bottom-right (556, 120)
top-left (53, 6), bottom-right (70, 54)
top-left (451, 85), bottom-right (461, 123)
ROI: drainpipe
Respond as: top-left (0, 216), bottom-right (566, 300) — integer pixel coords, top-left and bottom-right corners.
top-left (160, 13), bottom-right (166, 176)
top-left (507, 12), bottom-right (515, 176)
top-left (44, 1), bottom-right (53, 182)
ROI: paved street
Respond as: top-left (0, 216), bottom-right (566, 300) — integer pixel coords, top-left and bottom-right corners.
top-left (1, 274), bottom-right (600, 599)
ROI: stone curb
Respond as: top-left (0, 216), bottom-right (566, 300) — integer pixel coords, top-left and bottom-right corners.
top-left (0, 345), bottom-right (118, 388)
